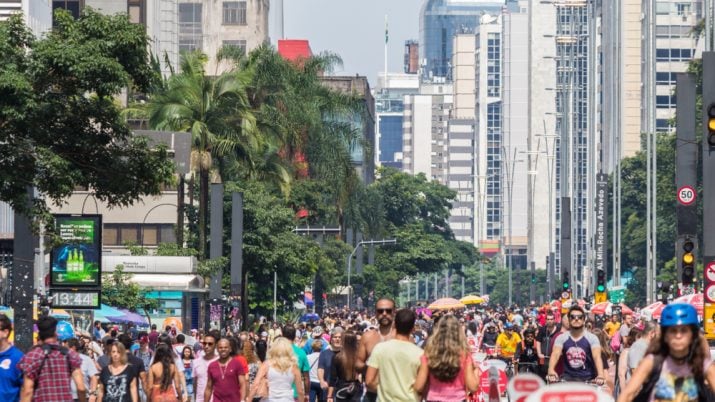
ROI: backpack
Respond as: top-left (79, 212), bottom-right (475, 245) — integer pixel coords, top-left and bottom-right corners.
top-left (31, 344), bottom-right (72, 391)
top-left (610, 331), bottom-right (622, 353)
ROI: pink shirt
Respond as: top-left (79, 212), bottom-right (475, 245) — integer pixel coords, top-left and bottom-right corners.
top-left (422, 354), bottom-right (469, 402)
top-left (192, 355), bottom-right (218, 402)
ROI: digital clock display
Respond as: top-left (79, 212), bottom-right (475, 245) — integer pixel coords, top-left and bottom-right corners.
top-left (49, 290), bottom-right (101, 309)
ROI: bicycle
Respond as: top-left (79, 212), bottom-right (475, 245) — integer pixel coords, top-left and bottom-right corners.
top-left (517, 361), bottom-right (539, 374)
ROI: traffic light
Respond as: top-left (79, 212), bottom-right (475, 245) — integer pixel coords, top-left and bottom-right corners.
top-left (595, 269), bottom-right (607, 303)
top-left (531, 272), bottom-right (536, 284)
top-left (596, 269), bottom-right (606, 293)
top-left (680, 236), bottom-right (696, 286)
top-left (708, 103), bottom-right (715, 147)
top-left (562, 271), bottom-right (570, 292)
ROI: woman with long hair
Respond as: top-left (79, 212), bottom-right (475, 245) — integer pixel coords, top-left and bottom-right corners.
top-left (242, 340), bottom-right (262, 401)
top-left (147, 344), bottom-right (183, 402)
top-left (618, 304), bottom-right (715, 402)
top-left (180, 346), bottom-right (194, 400)
top-left (246, 337), bottom-right (304, 402)
top-left (98, 342), bottom-right (139, 402)
top-left (414, 315), bottom-right (478, 402)
top-left (327, 331), bottom-right (361, 402)
top-left (591, 328), bottom-right (615, 395)
top-left (617, 327), bottom-right (641, 394)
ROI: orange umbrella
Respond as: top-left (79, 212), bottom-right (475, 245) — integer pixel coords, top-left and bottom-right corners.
top-left (590, 302), bottom-right (633, 316)
top-left (428, 297), bottom-right (466, 310)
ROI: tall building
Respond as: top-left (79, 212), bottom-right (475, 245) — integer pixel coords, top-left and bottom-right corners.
top-left (526, 0), bottom-right (558, 289)
top-left (178, 0), bottom-right (269, 73)
top-left (402, 81), bottom-right (453, 183)
top-left (320, 76), bottom-right (376, 185)
top-left (404, 40), bottom-right (420, 74)
top-left (0, 0), bottom-right (51, 36)
top-left (419, 0), bottom-right (506, 81)
top-left (475, 16), bottom-right (505, 250)
top-left (652, 0), bottom-right (701, 133)
top-left (502, 6), bottom-right (529, 270)
top-left (553, 0), bottom-right (594, 295)
top-left (375, 72), bottom-right (420, 170)
top-left (447, 34), bottom-right (477, 243)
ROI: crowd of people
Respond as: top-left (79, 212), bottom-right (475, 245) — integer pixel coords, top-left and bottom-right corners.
top-left (0, 299), bottom-right (714, 401)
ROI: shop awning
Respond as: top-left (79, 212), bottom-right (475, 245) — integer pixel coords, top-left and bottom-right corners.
top-left (129, 274), bottom-right (206, 292)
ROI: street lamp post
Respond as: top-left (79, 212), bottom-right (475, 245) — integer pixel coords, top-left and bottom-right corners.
top-left (536, 132), bottom-right (558, 298)
top-left (501, 146), bottom-right (523, 306)
top-left (346, 239), bottom-right (397, 310)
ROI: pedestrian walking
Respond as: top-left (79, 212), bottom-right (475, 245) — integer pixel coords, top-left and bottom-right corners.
top-left (365, 309), bottom-right (423, 402)
top-left (203, 338), bottom-right (247, 402)
top-left (97, 342), bottom-right (139, 402)
top-left (147, 344), bottom-right (183, 402)
top-left (19, 316), bottom-right (86, 402)
top-left (414, 315), bottom-right (478, 402)
top-left (0, 314), bottom-right (23, 401)
top-left (246, 337), bottom-right (304, 402)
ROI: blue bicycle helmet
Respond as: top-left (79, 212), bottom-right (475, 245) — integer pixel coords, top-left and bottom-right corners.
top-left (504, 322), bottom-right (514, 330)
top-left (660, 303), bottom-right (698, 327)
top-left (56, 320), bottom-right (75, 341)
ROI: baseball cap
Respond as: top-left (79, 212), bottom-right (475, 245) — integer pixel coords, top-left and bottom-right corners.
top-left (261, 331), bottom-right (268, 337)
top-left (312, 326), bottom-right (323, 337)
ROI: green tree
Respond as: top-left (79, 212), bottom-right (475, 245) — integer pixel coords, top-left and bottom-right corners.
top-left (0, 11), bottom-right (173, 218)
top-left (142, 51), bottom-right (258, 259)
top-left (102, 265), bottom-right (159, 322)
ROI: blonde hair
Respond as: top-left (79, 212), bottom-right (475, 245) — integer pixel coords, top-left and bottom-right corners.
top-left (424, 315), bottom-right (468, 381)
top-left (268, 337), bottom-right (298, 372)
top-left (110, 342), bottom-right (128, 365)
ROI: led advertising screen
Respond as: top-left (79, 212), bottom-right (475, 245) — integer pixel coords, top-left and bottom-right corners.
top-left (50, 215), bottom-right (102, 287)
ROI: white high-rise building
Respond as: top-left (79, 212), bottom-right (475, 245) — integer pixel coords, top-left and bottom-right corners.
top-left (448, 34), bottom-right (477, 243)
top-left (402, 82), bottom-right (453, 184)
top-left (526, 0), bottom-right (558, 285)
top-left (375, 73), bottom-right (420, 170)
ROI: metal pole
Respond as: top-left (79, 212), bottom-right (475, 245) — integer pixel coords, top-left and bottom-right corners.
top-left (347, 251), bottom-right (354, 310)
top-left (273, 270), bottom-right (277, 322)
top-left (461, 265), bottom-right (465, 298)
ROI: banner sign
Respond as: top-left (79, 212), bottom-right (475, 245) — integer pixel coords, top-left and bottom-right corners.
top-left (50, 215), bottom-right (102, 287)
top-left (594, 173), bottom-right (608, 275)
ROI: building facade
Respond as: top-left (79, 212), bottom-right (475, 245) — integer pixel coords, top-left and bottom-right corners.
top-left (402, 82), bottom-right (453, 183)
top-left (375, 73), bottom-right (420, 170)
top-left (178, 0), bottom-right (269, 73)
top-left (419, 0), bottom-right (506, 81)
top-left (447, 34), bottom-right (477, 243)
top-left (0, 0), bottom-right (51, 36)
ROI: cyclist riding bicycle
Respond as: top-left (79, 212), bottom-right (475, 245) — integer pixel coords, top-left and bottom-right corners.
top-left (496, 323), bottom-right (522, 372)
top-left (518, 328), bottom-right (542, 374)
top-left (547, 306), bottom-right (605, 386)
top-left (481, 322), bottom-right (500, 356)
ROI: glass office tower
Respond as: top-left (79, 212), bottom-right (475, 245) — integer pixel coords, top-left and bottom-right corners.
top-left (419, 0), bottom-right (506, 81)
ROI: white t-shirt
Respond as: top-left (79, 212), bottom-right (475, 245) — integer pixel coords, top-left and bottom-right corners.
top-left (192, 355), bottom-right (218, 402)
top-left (308, 352), bottom-right (321, 383)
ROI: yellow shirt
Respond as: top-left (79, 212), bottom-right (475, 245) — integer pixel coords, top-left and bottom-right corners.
top-left (496, 332), bottom-right (522, 358)
top-left (604, 321), bottom-right (621, 338)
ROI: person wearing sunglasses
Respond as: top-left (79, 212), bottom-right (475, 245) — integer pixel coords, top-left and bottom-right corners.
top-left (192, 330), bottom-right (220, 402)
top-left (356, 298), bottom-right (396, 402)
top-left (547, 306), bottom-right (605, 386)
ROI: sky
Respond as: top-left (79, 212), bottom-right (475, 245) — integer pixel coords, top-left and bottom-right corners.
top-left (271, 0), bottom-right (421, 86)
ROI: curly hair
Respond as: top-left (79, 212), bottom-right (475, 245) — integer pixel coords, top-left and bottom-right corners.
top-left (424, 315), bottom-right (468, 382)
top-left (646, 324), bottom-right (707, 381)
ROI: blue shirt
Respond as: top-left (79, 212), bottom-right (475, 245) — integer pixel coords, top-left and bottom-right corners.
top-left (0, 345), bottom-right (23, 400)
top-left (317, 348), bottom-right (336, 383)
top-left (302, 338), bottom-right (329, 355)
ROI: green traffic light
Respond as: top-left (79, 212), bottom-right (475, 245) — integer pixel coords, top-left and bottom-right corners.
top-left (563, 282), bottom-right (570, 290)
top-left (597, 285), bottom-right (605, 292)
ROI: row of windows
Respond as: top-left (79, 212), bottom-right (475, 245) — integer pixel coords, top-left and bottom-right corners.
top-left (656, 94), bottom-right (676, 108)
top-left (103, 224), bottom-right (176, 247)
top-left (656, 48), bottom-right (693, 62)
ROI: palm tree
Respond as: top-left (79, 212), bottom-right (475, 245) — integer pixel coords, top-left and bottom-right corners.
top-left (144, 51), bottom-right (257, 259)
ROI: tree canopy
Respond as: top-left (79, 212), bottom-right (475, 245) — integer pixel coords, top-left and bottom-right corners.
top-left (0, 10), bottom-right (173, 217)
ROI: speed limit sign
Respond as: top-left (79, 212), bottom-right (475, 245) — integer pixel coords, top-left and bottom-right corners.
top-left (677, 185), bottom-right (696, 206)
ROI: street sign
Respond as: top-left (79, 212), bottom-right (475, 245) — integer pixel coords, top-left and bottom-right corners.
top-left (706, 284), bottom-right (715, 303)
top-left (561, 291), bottom-right (570, 299)
top-left (707, 262), bottom-right (715, 282)
top-left (609, 286), bottom-right (626, 304)
top-left (507, 374), bottom-right (544, 402)
top-left (677, 185), bottom-right (697, 205)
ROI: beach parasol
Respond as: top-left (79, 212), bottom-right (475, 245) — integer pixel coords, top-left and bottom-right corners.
top-left (428, 297), bottom-right (466, 310)
top-left (460, 295), bottom-right (486, 305)
top-left (590, 302), bottom-right (633, 316)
